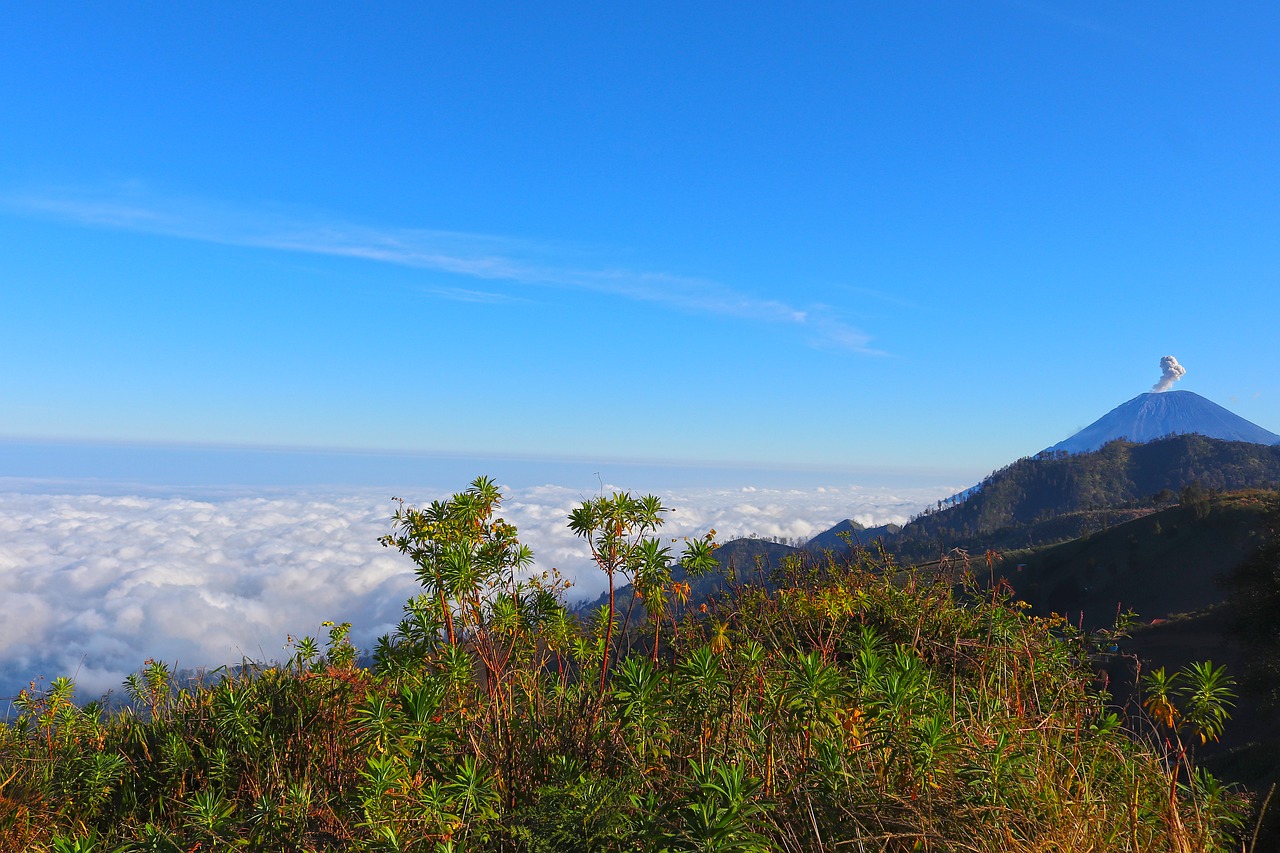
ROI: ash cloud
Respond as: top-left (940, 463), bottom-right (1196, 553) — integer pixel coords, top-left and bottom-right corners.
top-left (1152, 355), bottom-right (1186, 393)
top-left (0, 481), bottom-right (951, 703)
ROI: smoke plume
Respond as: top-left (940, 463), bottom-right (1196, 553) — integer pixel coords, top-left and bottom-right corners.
top-left (1152, 355), bottom-right (1186, 393)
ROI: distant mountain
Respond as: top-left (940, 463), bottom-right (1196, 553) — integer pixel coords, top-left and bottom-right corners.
top-left (703, 537), bottom-right (798, 583)
top-left (1047, 391), bottom-right (1280, 454)
top-left (804, 519), bottom-right (902, 553)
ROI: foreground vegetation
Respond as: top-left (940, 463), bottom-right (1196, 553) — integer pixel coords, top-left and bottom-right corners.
top-left (0, 478), bottom-right (1251, 851)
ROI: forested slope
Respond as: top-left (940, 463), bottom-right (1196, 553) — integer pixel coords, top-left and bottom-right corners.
top-left (896, 434), bottom-right (1280, 552)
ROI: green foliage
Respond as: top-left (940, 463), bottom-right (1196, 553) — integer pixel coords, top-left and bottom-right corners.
top-left (661, 761), bottom-right (771, 853)
top-left (1178, 661), bottom-right (1237, 745)
top-left (0, 477), bottom-right (1250, 852)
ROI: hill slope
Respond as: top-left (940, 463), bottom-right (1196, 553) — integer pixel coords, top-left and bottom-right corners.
top-left (1004, 490), bottom-right (1274, 627)
top-left (895, 433), bottom-right (1280, 554)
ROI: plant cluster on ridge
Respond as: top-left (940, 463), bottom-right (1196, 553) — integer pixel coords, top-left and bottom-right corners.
top-left (0, 477), bottom-right (1249, 851)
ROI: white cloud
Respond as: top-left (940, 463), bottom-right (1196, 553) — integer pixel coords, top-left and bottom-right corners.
top-left (0, 480), bottom-right (950, 703)
top-left (4, 187), bottom-right (879, 353)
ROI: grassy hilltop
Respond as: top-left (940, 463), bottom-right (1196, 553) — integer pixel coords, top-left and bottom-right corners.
top-left (0, 477), bottom-right (1257, 851)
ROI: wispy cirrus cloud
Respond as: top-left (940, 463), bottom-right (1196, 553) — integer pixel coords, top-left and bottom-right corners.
top-left (4, 186), bottom-right (880, 353)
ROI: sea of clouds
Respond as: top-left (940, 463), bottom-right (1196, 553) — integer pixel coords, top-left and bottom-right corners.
top-left (0, 479), bottom-right (954, 703)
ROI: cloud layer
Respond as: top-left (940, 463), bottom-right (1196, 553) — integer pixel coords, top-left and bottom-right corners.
top-left (0, 480), bottom-right (948, 702)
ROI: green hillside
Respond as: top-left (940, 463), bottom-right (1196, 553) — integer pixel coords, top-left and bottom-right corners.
top-left (0, 479), bottom-right (1251, 851)
top-left (893, 434), bottom-right (1280, 557)
top-left (1004, 490), bottom-right (1274, 629)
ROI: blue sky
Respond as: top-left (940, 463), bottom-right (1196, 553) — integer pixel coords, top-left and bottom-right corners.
top-left (3, 2), bottom-right (1279, 483)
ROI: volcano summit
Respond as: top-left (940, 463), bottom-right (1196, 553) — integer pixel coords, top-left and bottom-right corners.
top-left (1046, 390), bottom-right (1280, 455)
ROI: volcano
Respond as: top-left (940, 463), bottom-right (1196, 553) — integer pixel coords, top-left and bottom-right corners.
top-left (1047, 390), bottom-right (1280, 454)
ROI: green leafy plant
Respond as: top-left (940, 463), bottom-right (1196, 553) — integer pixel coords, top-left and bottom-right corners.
top-left (0, 476), bottom-right (1252, 852)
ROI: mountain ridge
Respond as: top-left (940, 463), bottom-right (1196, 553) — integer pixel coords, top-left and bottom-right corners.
top-left (883, 433), bottom-right (1280, 560)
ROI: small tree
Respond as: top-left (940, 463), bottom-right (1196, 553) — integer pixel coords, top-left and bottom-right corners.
top-left (381, 476), bottom-right (535, 693)
top-left (1144, 662), bottom-right (1236, 748)
top-left (569, 493), bottom-right (668, 695)
top-left (568, 492), bottom-right (718, 695)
